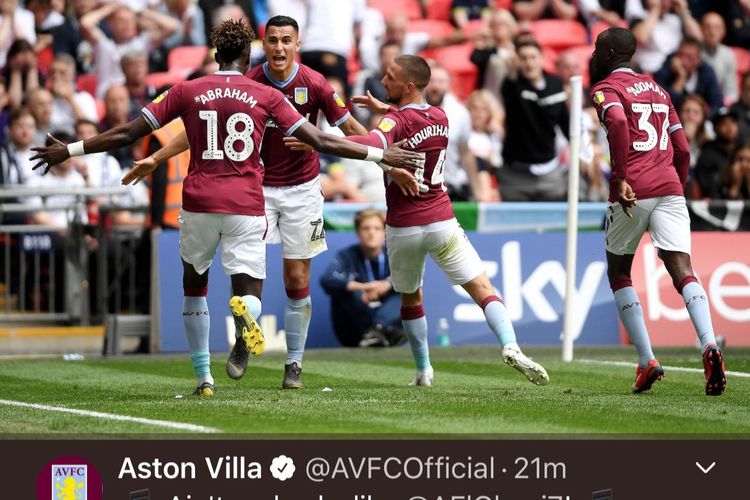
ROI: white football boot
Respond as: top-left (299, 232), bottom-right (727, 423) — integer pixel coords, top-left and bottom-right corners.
top-left (502, 345), bottom-right (549, 385)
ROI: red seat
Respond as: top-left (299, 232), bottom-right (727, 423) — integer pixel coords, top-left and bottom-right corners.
top-left (425, 0), bottom-right (451, 21)
top-left (167, 46), bottom-right (209, 73)
top-left (461, 19), bottom-right (488, 37)
top-left (432, 43), bottom-right (478, 100)
top-left (76, 74), bottom-right (97, 96)
top-left (145, 71), bottom-right (186, 90)
top-left (590, 19), bottom-right (628, 43)
top-left (731, 46), bottom-right (750, 94)
top-left (529, 19), bottom-right (588, 51)
top-left (542, 46), bottom-right (558, 74)
top-left (408, 19), bottom-right (454, 38)
top-left (368, 0), bottom-right (422, 21)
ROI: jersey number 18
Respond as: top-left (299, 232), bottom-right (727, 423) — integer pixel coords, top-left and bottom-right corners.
top-left (199, 111), bottom-right (256, 161)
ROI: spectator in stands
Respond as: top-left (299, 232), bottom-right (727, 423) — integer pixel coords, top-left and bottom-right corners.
top-left (626, 0), bottom-right (703, 74)
top-left (0, 81), bottom-right (10, 144)
top-left (51, 0), bottom-right (99, 75)
top-left (512, 0), bottom-right (578, 22)
top-left (337, 113), bottom-right (387, 203)
top-left (4, 39), bottom-right (42, 110)
top-left (0, 0), bottom-right (37, 69)
top-left (73, 119), bottom-right (121, 190)
top-left (721, 142), bottom-right (750, 199)
top-left (99, 84), bottom-right (133, 170)
top-left (121, 51), bottom-right (157, 118)
top-left (695, 106), bottom-right (739, 198)
top-left (471, 9), bottom-right (518, 101)
top-left (161, 0), bottom-right (207, 49)
top-left (203, 0), bottom-right (255, 37)
top-left (425, 65), bottom-right (483, 201)
top-left (320, 209), bottom-right (405, 348)
top-left (466, 90), bottom-right (503, 202)
top-left (678, 93), bottom-right (712, 172)
top-left (731, 72), bottom-right (750, 142)
top-left (578, 0), bottom-right (627, 27)
top-left (299, 0), bottom-right (365, 96)
top-left (357, 41), bottom-right (400, 122)
top-left (654, 36), bottom-right (723, 115)
top-left (81, 3), bottom-right (179, 98)
top-left (0, 108), bottom-right (37, 186)
top-left (27, 0), bottom-right (64, 61)
top-left (452, 0), bottom-right (493, 28)
top-left (701, 12), bottom-right (738, 105)
top-left (27, 88), bottom-right (53, 145)
top-left (500, 38), bottom-right (570, 201)
top-left (48, 54), bottom-right (98, 135)
top-left (711, 0), bottom-right (750, 49)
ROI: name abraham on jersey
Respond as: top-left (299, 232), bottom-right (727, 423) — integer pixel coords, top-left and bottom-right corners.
top-left (625, 80), bottom-right (666, 100)
top-left (193, 88), bottom-right (258, 107)
top-left (406, 124), bottom-right (449, 149)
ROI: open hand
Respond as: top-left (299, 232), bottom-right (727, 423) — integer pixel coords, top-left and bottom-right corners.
top-left (382, 139), bottom-right (422, 169)
top-left (389, 167), bottom-right (420, 196)
top-left (30, 133), bottom-right (69, 174)
top-left (122, 156), bottom-right (158, 185)
top-left (282, 136), bottom-right (314, 152)
top-left (351, 90), bottom-right (390, 114)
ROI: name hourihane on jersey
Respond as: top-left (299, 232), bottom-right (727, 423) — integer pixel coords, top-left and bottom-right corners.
top-left (30, 20), bottom-right (421, 397)
top-left (348, 54), bottom-right (549, 387)
top-left (590, 27), bottom-right (726, 396)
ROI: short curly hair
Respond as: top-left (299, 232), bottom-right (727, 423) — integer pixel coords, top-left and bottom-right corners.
top-left (209, 19), bottom-right (256, 64)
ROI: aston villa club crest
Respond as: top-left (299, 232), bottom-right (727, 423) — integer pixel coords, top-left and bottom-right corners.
top-left (294, 87), bottom-right (308, 105)
top-left (52, 465), bottom-right (87, 499)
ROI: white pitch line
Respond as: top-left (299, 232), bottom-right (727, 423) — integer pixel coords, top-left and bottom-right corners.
top-left (578, 359), bottom-right (750, 378)
top-left (0, 399), bottom-right (219, 432)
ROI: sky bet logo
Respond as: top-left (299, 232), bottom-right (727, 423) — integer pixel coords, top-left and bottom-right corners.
top-left (37, 456), bottom-right (102, 500)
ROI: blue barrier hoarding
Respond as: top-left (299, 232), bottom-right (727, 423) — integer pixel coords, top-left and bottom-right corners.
top-left (157, 231), bottom-right (620, 352)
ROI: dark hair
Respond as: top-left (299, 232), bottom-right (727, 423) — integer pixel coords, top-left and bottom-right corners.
top-left (597, 27), bottom-right (637, 60)
top-left (722, 141), bottom-right (750, 189)
top-left (7, 39), bottom-right (34, 61)
top-left (8, 107), bottom-right (34, 126)
top-left (354, 208), bottom-right (385, 230)
top-left (209, 19), bottom-right (256, 64)
top-left (680, 36), bottom-right (702, 51)
top-left (380, 40), bottom-right (400, 56)
top-left (394, 54), bottom-right (431, 90)
top-left (515, 37), bottom-right (541, 53)
top-left (74, 119), bottom-right (99, 132)
top-left (46, 131), bottom-right (75, 147)
top-left (265, 15), bottom-right (299, 34)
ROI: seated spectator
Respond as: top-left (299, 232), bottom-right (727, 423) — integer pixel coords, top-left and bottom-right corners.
top-left (695, 106), bottom-right (739, 198)
top-left (425, 65), bottom-right (483, 201)
top-left (701, 12), bottom-right (738, 105)
top-left (721, 142), bottom-right (750, 199)
top-left (712, 0), bottom-right (750, 48)
top-left (678, 93), bottom-right (713, 172)
top-left (0, 107), bottom-right (37, 186)
top-left (466, 90), bottom-right (503, 201)
top-left (579, 0), bottom-right (626, 28)
top-left (48, 53), bottom-right (98, 135)
top-left (51, 0), bottom-right (100, 75)
top-left (27, 0), bottom-right (65, 59)
top-left (626, 0), bottom-right (703, 74)
top-left (4, 39), bottom-right (42, 110)
top-left (451, 0), bottom-right (493, 28)
top-left (0, 0), bottom-right (37, 69)
top-left (357, 41), bottom-right (400, 123)
top-left (471, 9), bottom-right (518, 101)
top-left (512, 0), bottom-right (578, 22)
top-left (731, 72), bottom-right (750, 142)
top-left (27, 87), bottom-right (53, 145)
top-left (81, 3), bottom-right (179, 98)
top-left (121, 51), bottom-right (158, 117)
top-left (653, 36), bottom-right (723, 116)
top-left (0, 81), bottom-right (9, 143)
top-left (500, 38), bottom-right (570, 201)
top-left (99, 85), bottom-right (134, 170)
top-left (320, 209), bottom-right (405, 348)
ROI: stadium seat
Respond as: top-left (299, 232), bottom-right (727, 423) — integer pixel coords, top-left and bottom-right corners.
top-left (77, 74), bottom-right (97, 96)
top-left (145, 71), bottom-right (186, 90)
top-left (542, 46), bottom-right (558, 74)
top-left (408, 19), bottom-right (454, 38)
top-left (167, 45), bottom-right (209, 73)
top-left (731, 46), bottom-right (750, 95)
top-left (529, 19), bottom-right (588, 51)
top-left (368, 0), bottom-right (422, 21)
top-left (432, 43), bottom-right (478, 100)
top-left (590, 20), bottom-right (628, 43)
top-left (425, 0), bottom-right (451, 21)
top-left (461, 19), bottom-right (488, 37)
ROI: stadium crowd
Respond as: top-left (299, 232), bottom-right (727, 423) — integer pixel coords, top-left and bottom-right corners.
top-left (3, 0), bottom-right (750, 220)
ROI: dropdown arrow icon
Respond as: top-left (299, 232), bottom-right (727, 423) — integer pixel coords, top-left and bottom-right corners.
top-left (696, 461), bottom-right (716, 474)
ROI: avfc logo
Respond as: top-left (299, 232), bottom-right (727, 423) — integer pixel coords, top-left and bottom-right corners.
top-left (37, 456), bottom-right (102, 500)
top-left (294, 87), bottom-right (308, 105)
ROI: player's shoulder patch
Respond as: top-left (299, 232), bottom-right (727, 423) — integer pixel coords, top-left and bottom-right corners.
top-left (593, 90), bottom-right (605, 105)
top-left (378, 117), bottom-right (397, 133)
top-left (152, 90), bottom-right (168, 104)
top-left (333, 91), bottom-right (346, 108)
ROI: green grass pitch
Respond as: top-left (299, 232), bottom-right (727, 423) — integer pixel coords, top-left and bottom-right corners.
top-left (0, 346), bottom-right (748, 435)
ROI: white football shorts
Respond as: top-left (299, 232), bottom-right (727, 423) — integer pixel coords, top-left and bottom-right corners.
top-left (178, 209), bottom-right (267, 278)
top-left (385, 218), bottom-right (485, 294)
top-left (263, 177), bottom-right (327, 259)
top-left (605, 195), bottom-right (691, 256)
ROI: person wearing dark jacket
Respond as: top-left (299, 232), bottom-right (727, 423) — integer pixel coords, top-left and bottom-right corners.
top-left (695, 106), bottom-right (739, 198)
top-left (653, 37), bottom-right (723, 116)
top-left (320, 209), bottom-right (405, 347)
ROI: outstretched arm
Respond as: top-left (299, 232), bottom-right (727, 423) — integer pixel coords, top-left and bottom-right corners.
top-left (30, 116), bottom-right (153, 173)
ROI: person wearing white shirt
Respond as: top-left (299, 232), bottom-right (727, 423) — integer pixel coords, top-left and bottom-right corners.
top-left (701, 11), bottom-right (738, 105)
top-left (0, 0), bottom-right (37, 68)
top-left (48, 54), bottom-right (98, 135)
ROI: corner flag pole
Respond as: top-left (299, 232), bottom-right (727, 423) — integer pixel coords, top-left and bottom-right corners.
top-left (562, 75), bottom-right (583, 362)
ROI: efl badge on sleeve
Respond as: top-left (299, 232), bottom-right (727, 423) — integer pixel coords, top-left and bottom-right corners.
top-left (378, 118), bottom-right (396, 133)
top-left (152, 90), bottom-right (168, 104)
top-left (294, 87), bottom-right (308, 105)
top-left (594, 91), bottom-right (605, 105)
top-left (333, 91), bottom-right (346, 108)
